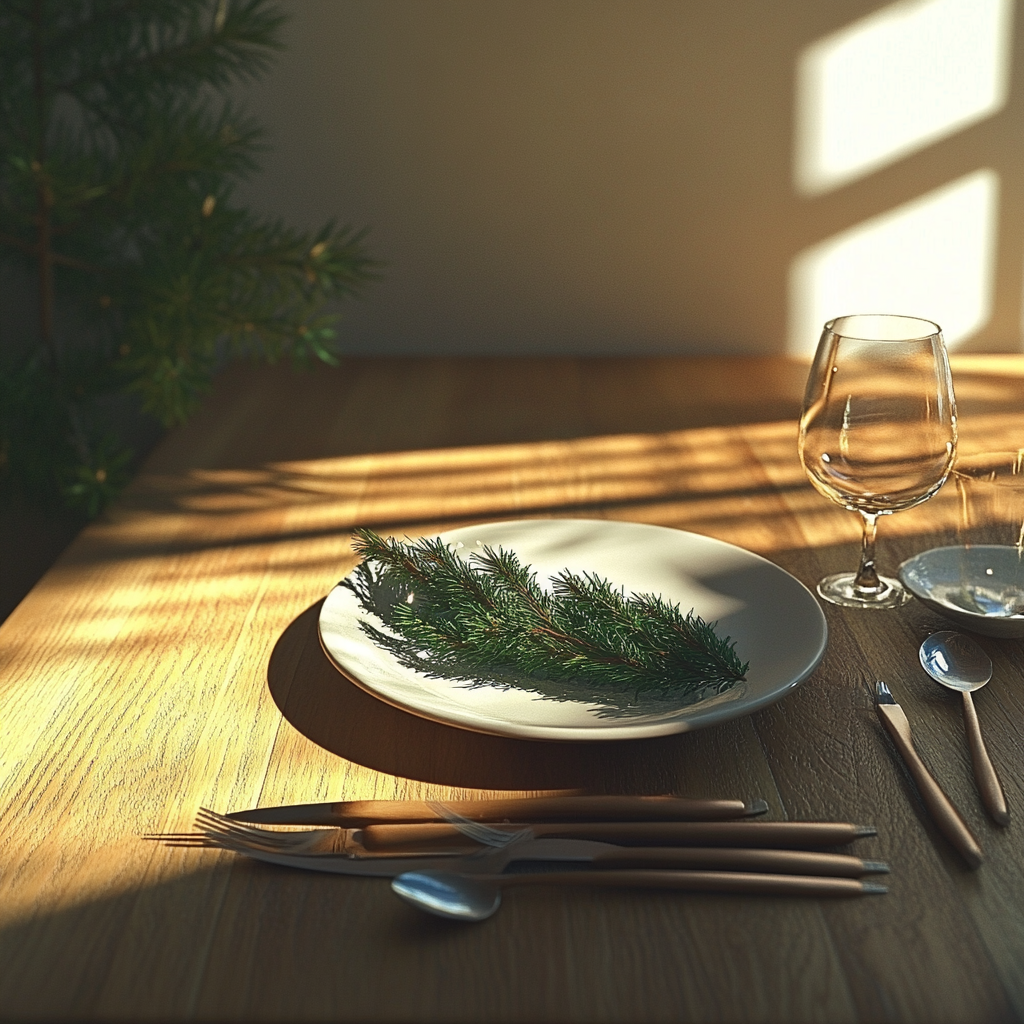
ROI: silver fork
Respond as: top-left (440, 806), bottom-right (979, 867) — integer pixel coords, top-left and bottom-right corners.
top-left (197, 808), bottom-right (351, 854)
top-left (149, 806), bottom-right (529, 859)
top-left (147, 806), bottom-right (605, 876)
top-left (145, 808), bottom-right (355, 855)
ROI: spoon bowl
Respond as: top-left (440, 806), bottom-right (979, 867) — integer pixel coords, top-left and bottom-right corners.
top-left (919, 631), bottom-right (992, 693)
top-left (392, 871), bottom-right (503, 921)
top-left (918, 631), bottom-right (1007, 826)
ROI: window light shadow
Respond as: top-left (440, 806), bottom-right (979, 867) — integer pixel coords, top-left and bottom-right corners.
top-left (788, 168), bottom-right (999, 356)
top-left (794, 0), bottom-right (1012, 196)
top-left (11, 359), bottom-right (1022, 666)
top-left (788, 0), bottom-right (1013, 357)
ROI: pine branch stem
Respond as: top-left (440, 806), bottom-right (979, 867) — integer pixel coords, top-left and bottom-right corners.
top-left (0, 233), bottom-right (105, 274)
top-left (528, 624), bottom-right (646, 670)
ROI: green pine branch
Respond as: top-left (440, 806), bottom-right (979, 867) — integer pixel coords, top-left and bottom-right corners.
top-left (0, 0), bottom-right (380, 517)
top-left (343, 528), bottom-right (749, 711)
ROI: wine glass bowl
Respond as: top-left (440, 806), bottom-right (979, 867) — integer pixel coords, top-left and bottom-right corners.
top-left (799, 314), bottom-right (957, 609)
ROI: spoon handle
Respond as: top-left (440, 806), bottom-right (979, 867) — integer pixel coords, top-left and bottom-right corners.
top-left (495, 869), bottom-right (885, 897)
top-left (962, 691), bottom-right (1009, 826)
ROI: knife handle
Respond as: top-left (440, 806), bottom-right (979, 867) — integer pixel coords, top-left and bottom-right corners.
top-left (962, 691), bottom-right (1009, 827)
top-left (591, 847), bottom-right (885, 878)
top-left (360, 820), bottom-right (874, 852)
top-left (877, 704), bottom-right (983, 868)
top-left (337, 795), bottom-right (754, 826)
top-left (228, 796), bottom-right (763, 827)
top-left (490, 869), bottom-right (885, 898)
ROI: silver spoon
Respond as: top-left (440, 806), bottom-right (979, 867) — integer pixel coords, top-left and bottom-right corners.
top-left (391, 869), bottom-right (886, 922)
top-left (919, 631), bottom-right (1009, 826)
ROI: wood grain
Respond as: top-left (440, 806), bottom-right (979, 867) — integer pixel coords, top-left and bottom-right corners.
top-left (1, 355), bottom-right (1024, 1021)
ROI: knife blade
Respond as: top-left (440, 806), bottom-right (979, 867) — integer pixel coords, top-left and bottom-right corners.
top-left (875, 680), bottom-right (983, 868)
top-left (225, 795), bottom-right (769, 828)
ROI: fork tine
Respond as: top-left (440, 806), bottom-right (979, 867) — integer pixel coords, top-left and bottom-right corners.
top-left (197, 807), bottom-right (258, 830)
top-left (195, 810), bottom-right (298, 845)
top-left (193, 828), bottom-right (285, 853)
top-left (198, 824), bottom-right (299, 850)
top-left (193, 809), bottom-right (344, 855)
top-left (193, 815), bottom-right (278, 839)
top-left (196, 808), bottom-right (287, 834)
top-left (142, 809), bottom-right (328, 856)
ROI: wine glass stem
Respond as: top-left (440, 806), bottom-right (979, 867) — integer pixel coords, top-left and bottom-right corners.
top-left (854, 512), bottom-right (883, 593)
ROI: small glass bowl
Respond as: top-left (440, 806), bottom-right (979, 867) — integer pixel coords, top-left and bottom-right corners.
top-left (898, 545), bottom-right (1024, 638)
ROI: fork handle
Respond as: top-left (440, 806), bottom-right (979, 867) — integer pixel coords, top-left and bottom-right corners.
top-left (962, 691), bottom-right (1009, 826)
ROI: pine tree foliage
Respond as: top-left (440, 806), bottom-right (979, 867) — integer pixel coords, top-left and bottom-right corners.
top-left (344, 528), bottom-right (749, 709)
top-left (0, 0), bottom-right (378, 517)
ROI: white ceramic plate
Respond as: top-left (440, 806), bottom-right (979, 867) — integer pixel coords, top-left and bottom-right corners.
top-left (318, 519), bottom-right (827, 741)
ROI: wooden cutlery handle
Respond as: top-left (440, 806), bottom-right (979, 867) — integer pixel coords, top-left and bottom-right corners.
top-left (962, 692), bottom-right (1009, 826)
top-left (361, 820), bottom-right (873, 852)
top-left (494, 870), bottom-right (884, 897)
top-left (877, 704), bottom-right (983, 868)
top-left (227, 795), bottom-right (763, 827)
top-left (591, 847), bottom-right (883, 877)
top-left (341, 795), bottom-right (752, 826)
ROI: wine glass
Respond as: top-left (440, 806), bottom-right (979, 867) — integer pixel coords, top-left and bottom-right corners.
top-left (798, 314), bottom-right (957, 609)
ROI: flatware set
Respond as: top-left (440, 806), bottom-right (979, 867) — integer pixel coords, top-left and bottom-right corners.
top-left (150, 801), bottom-right (888, 919)
top-left (151, 632), bottom-right (1015, 922)
top-left (162, 807), bottom-right (889, 876)
top-left (875, 680), bottom-right (984, 868)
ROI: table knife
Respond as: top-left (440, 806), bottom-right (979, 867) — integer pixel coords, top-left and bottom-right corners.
top-left (359, 819), bottom-right (876, 852)
top-left (875, 680), bottom-right (983, 868)
top-left (225, 795), bottom-right (769, 827)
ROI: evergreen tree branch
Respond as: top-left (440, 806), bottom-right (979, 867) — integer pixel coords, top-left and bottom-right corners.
top-left (54, 0), bottom-right (283, 96)
top-left (0, 0), bottom-right (379, 516)
top-left (343, 528), bottom-right (749, 707)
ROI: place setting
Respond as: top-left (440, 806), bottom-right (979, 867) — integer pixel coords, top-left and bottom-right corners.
top-left (149, 508), bottom-right (881, 920)
top-left (151, 313), bottom-right (1017, 920)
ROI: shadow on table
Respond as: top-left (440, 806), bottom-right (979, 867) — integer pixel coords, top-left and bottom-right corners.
top-left (264, 497), bottom-right (969, 792)
top-left (266, 599), bottom-right (756, 791)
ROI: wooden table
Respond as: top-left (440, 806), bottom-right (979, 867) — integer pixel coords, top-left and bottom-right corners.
top-left (3, 355), bottom-right (1024, 1022)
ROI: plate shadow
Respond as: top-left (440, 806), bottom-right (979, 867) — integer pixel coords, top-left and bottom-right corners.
top-left (266, 600), bottom-right (744, 791)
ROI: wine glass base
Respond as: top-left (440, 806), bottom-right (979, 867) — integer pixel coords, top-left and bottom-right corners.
top-left (816, 573), bottom-right (911, 610)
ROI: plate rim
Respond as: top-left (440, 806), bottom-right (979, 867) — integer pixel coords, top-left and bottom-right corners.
top-left (317, 518), bottom-right (827, 741)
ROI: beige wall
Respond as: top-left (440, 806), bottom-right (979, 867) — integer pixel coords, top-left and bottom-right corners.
top-left (239, 0), bottom-right (1024, 355)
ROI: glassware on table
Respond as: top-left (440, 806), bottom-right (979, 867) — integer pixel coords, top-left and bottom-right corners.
top-left (798, 314), bottom-right (957, 609)
top-left (951, 451), bottom-right (1024, 615)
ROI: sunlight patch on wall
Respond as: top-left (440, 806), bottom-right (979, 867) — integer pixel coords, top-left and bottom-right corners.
top-left (788, 169), bottom-right (999, 356)
top-left (794, 0), bottom-right (1012, 196)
